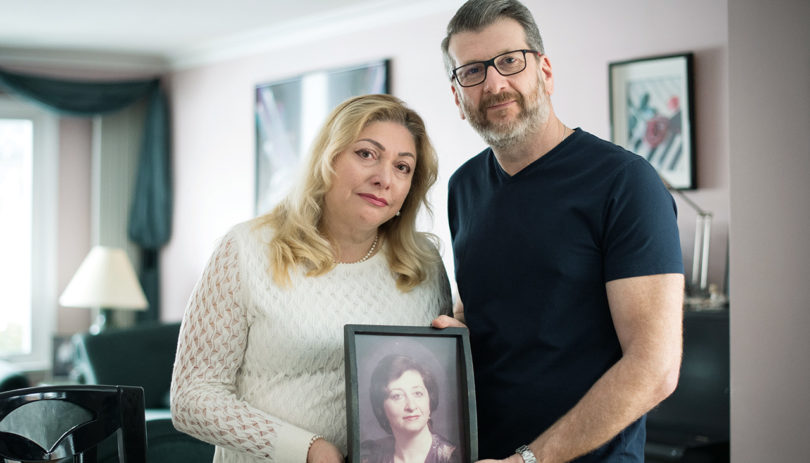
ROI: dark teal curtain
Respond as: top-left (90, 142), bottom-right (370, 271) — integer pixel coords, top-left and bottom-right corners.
top-left (0, 70), bottom-right (157, 115)
top-left (128, 87), bottom-right (172, 324)
top-left (0, 68), bottom-right (172, 322)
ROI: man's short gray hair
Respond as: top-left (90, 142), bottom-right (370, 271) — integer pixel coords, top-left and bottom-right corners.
top-left (440, 0), bottom-right (545, 79)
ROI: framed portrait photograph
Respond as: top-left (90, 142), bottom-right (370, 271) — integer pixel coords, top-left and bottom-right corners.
top-left (609, 52), bottom-right (696, 189)
top-left (254, 59), bottom-right (390, 215)
top-left (344, 325), bottom-right (478, 463)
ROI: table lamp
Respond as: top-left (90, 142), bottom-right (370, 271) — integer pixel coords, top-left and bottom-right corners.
top-left (660, 179), bottom-right (727, 309)
top-left (666, 184), bottom-right (712, 298)
top-left (59, 246), bottom-right (148, 333)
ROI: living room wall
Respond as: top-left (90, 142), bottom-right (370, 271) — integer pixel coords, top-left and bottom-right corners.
top-left (727, 0), bottom-right (810, 460)
top-left (163, 0), bottom-right (731, 319)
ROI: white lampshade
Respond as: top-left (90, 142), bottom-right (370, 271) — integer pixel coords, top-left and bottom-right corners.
top-left (59, 246), bottom-right (148, 310)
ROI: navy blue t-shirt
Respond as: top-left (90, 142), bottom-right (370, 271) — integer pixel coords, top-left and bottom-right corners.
top-left (448, 129), bottom-right (683, 461)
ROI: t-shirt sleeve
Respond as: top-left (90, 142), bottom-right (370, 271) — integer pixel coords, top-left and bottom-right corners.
top-left (602, 157), bottom-right (684, 282)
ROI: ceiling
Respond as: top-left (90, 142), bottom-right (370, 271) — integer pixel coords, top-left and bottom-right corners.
top-left (0, 0), bottom-right (459, 69)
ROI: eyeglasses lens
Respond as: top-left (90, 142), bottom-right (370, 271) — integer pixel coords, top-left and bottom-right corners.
top-left (455, 50), bottom-right (529, 87)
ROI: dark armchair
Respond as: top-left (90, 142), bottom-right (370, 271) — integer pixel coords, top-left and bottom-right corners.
top-left (72, 322), bottom-right (215, 462)
top-left (0, 360), bottom-right (29, 393)
top-left (72, 322), bottom-right (181, 410)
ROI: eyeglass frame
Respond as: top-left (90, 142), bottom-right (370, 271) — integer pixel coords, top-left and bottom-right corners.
top-left (450, 49), bottom-right (543, 88)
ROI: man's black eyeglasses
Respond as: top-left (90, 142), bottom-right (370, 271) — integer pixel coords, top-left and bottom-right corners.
top-left (451, 49), bottom-right (542, 87)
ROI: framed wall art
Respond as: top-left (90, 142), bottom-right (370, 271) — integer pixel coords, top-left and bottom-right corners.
top-left (609, 53), bottom-right (696, 189)
top-left (51, 334), bottom-right (76, 379)
top-left (254, 59), bottom-right (390, 215)
top-left (344, 324), bottom-right (478, 463)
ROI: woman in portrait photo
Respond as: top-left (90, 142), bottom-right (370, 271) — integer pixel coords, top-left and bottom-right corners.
top-left (170, 94), bottom-right (452, 463)
top-left (361, 354), bottom-right (460, 463)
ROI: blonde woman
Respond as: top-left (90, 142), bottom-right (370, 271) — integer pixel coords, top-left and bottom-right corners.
top-left (171, 94), bottom-right (451, 463)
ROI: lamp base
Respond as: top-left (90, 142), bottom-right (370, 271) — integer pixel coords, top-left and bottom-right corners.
top-left (89, 308), bottom-right (109, 334)
top-left (684, 283), bottom-right (729, 311)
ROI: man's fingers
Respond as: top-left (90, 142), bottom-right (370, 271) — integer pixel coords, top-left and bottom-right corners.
top-left (432, 315), bottom-right (467, 329)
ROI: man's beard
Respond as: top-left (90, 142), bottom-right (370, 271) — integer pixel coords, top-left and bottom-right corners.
top-left (461, 76), bottom-right (549, 150)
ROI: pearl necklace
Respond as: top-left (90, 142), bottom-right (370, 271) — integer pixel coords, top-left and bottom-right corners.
top-left (336, 234), bottom-right (379, 264)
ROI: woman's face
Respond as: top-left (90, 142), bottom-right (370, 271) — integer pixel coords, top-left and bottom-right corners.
top-left (322, 121), bottom-right (417, 234)
top-left (383, 369), bottom-right (431, 435)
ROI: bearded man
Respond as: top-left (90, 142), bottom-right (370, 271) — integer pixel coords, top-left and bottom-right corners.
top-left (431, 1), bottom-right (686, 462)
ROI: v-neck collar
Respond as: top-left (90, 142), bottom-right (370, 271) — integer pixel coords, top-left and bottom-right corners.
top-left (490, 128), bottom-right (582, 181)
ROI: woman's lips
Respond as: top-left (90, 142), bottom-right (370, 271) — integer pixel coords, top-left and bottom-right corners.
top-left (359, 193), bottom-right (388, 206)
top-left (403, 415), bottom-right (421, 421)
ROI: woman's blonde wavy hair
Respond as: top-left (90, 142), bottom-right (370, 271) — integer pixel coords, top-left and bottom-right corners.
top-left (256, 94), bottom-right (440, 291)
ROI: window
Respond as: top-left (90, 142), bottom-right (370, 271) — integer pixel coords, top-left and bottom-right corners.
top-left (0, 96), bottom-right (58, 370)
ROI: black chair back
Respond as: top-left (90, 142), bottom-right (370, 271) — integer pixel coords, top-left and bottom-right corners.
top-left (0, 384), bottom-right (146, 462)
top-left (73, 322), bottom-right (181, 409)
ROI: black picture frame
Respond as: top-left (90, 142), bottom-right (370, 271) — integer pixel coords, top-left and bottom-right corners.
top-left (344, 324), bottom-right (478, 462)
top-left (51, 334), bottom-right (76, 379)
top-left (609, 52), bottom-right (696, 189)
top-left (254, 59), bottom-right (390, 215)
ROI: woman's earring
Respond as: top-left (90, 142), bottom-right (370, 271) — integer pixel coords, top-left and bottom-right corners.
top-left (396, 211), bottom-right (401, 217)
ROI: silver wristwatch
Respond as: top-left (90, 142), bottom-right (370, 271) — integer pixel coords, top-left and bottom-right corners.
top-left (516, 445), bottom-right (537, 463)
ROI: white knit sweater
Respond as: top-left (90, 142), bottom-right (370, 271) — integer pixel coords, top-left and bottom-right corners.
top-left (170, 220), bottom-right (451, 462)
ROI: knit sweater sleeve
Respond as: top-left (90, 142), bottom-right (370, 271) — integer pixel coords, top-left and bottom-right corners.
top-left (170, 230), bottom-right (316, 461)
top-left (429, 241), bottom-right (453, 317)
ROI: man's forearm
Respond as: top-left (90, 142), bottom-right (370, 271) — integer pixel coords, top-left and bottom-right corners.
top-left (526, 350), bottom-right (679, 462)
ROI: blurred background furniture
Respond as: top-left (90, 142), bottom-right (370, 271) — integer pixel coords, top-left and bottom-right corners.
top-left (0, 384), bottom-right (146, 462)
top-left (645, 307), bottom-right (730, 462)
top-left (72, 321), bottom-right (215, 462)
top-left (0, 360), bottom-right (30, 393)
top-left (72, 321), bottom-right (179, 410)
top-left (102, 417), bottom-right (218, 463)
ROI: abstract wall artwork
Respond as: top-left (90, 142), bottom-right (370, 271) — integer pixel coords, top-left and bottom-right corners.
top-left (609, 53), bottom-right (696, 189)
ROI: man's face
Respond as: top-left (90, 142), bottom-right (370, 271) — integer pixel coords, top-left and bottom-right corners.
top-left (448, 18), bottom-right (551, 148)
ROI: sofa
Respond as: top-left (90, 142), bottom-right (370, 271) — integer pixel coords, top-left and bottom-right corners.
top-left (72, 321), bottom-right (215, 462)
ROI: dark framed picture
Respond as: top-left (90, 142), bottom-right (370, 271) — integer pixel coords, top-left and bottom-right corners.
top-left (254, 59), bottom-right (390, 215)
top-left (344, 325), bottom-right (477, 463)
top-left (51, 334), bottom-right (75, 379)
top-left (609, 52), bottom-right (696, 189)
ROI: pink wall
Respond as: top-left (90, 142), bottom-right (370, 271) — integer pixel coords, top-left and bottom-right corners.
top-left (728, 0), bottom-right (810, 460)
top-left (163, 0), bottom-right (731, 320)
top-left (56, 117), bottom-right (93, 334)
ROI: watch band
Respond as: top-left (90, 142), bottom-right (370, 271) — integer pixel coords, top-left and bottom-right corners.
top-left (516, 444), bottom-right (537, 463)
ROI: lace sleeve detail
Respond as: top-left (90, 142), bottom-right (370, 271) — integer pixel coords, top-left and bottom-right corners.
top-left (170, 233), bottom-right (306, 460)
